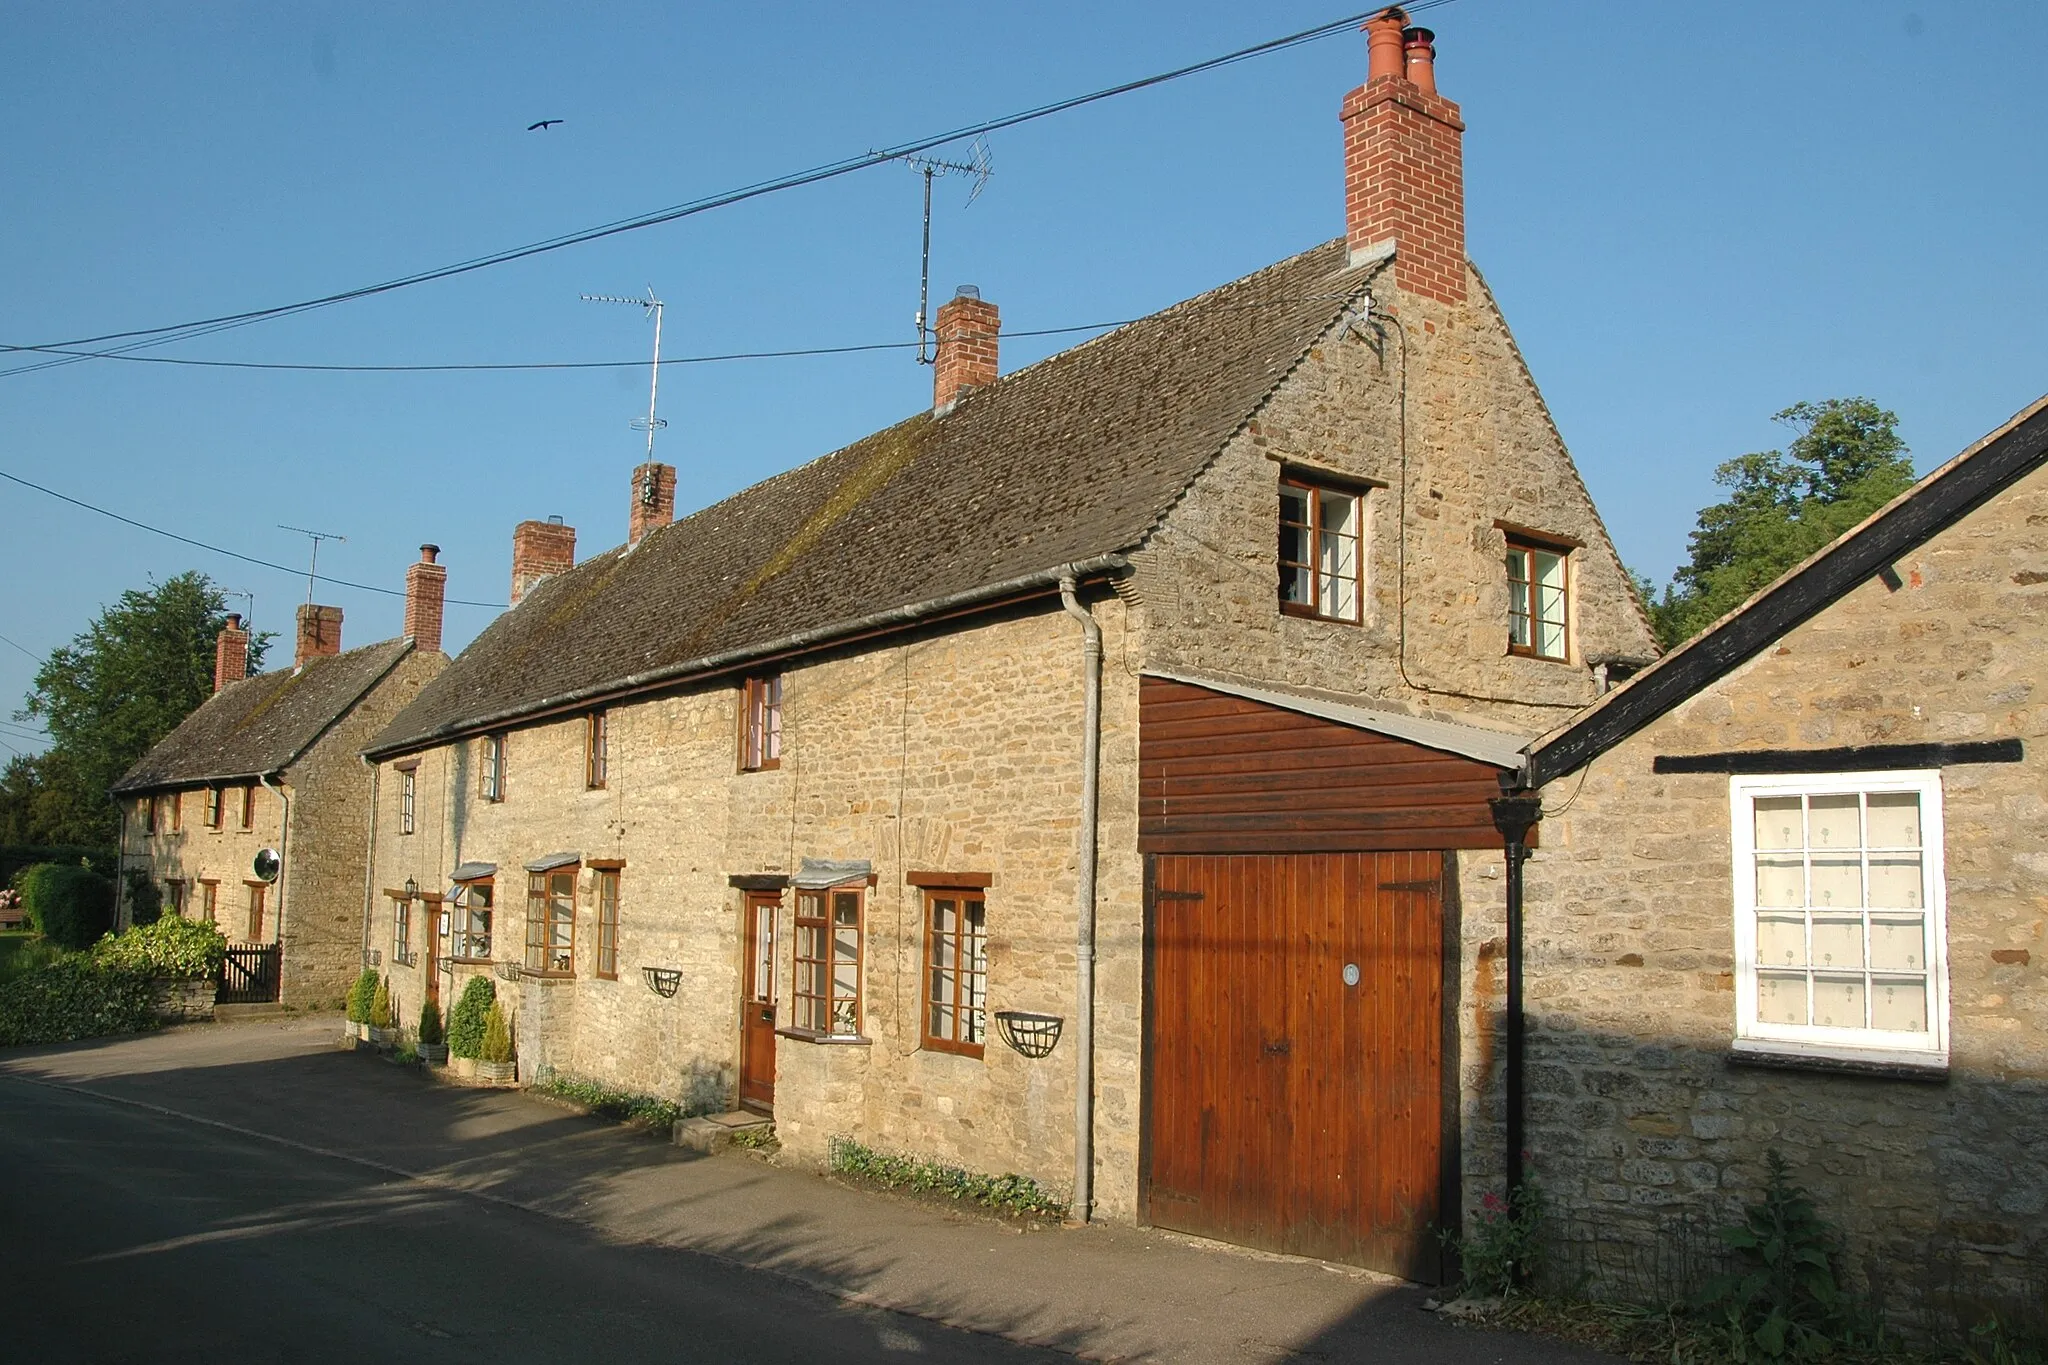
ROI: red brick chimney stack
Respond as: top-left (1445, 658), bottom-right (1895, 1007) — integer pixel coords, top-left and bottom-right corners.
top-left (1341, 7), bottom-right (1467, 304)
top-left (511, 518), bottom-right (576, 606)
top-left (294, 604), bottom-right (343, 671)
top-left (628, 462), bottom-right (676, 549)
top-left (213, 614), bottom-right (250, 693)
top-left (403, 544), bottom-right (447, 654)
top-left (932, 286), bottom-right (1000, 415)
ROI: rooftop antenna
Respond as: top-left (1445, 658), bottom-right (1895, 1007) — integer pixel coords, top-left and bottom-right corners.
top-left (277, 525), bottom-right (346, 608)
top-left (222, 588), bottom-right (256, 628)
top-left (581, 288), bottom-right (667, 463)
top-left (885, 138), bottom-right (992, 364)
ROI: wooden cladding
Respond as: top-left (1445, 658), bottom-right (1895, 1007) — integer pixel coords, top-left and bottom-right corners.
top-left (1140, 676), bottom-right (1509, 853)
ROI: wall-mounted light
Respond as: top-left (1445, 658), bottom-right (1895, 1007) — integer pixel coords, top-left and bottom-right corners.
top-left (404, 876), bottom-right (418, 898)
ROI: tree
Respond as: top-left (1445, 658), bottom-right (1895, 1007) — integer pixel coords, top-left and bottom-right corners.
top-left (12, 572), bottom-right (270, 844)
top-left (1646, 399), bottom-right (1913, 650)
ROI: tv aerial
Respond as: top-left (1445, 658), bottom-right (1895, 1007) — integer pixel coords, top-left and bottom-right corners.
top-left (886, 137), bottom-right (992, 364)
top-left (278, 526), bottom-right (346, 608)
top-left (581, 287), bottom-right (668, 464)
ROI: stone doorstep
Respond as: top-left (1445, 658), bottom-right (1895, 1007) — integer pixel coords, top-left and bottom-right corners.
top-left (674, 1111), bottom-right (773, 1154)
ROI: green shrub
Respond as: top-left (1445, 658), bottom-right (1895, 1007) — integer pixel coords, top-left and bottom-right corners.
top-left (827, 1136), bottom-right (1066, 1220)
top-left (1699, 1150), bottom-right (1855, 1359)
top-left (122, 869), bottom-right (163, 926)
top-left (531, 1072), bottom-right (683, 1137)
top-left (479, 1000), bottom-right (513, 1063)
top-left (369, 977), bottom-right (393, 1029)
top-left (416, 998), bottom-right (443, 1046)
top-left (345, 969), bottom-right (378, 1025)
top-left (447, 976), bottom-right (494, 1058)
top-left (0, 957), bottom-right (158, 1046)
top-left (0, 845), bottom-right (117, 890)
top-left (0, 935), bottom-right (68, 983)
top-left (20, 863), bottom-right (116, 951)
top-left (92, 916), bottom-right (225, 979)
top-left (1442, 1180), bottom-right (1546, 1298)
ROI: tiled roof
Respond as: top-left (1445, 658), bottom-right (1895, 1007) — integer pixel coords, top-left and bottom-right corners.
top-left (112, 639), bottom-right (413, 793)
top-left (367, 239), bottom-right (1379, 758)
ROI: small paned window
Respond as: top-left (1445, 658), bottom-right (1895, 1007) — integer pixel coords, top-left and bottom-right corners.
top-left (922, 888), bottom-right (989, 1057)
top-left (793, 886), bottom-right (862, 1036)
top-left (1279, 478), bottom-right (1364, 623)
top-left (742, 676), bottom-right (783, 772)
top-left (1506, 535), bottom-right (1571, 661)
top-left (165, 879), bottom-right (187, 918)
top-left (240, 784), bottom-right (256, 829)
top-left (399, 767), bottom-right (417, 836)
top-left (481, 734), bottom-right (505, 802)
top-left (170, 792), bottom-right (183, 833)
top-left (452, 880), bottom-right (494, 961)
top-left (199, 881), bottom-right (217, 925)
top-left (1730, 771), bottom-right (1948, 1066)
top-left (143, 797), bottom-right (158, 835)
top-left (246, 882), bottom-right (267, 941)
top-left (595, 868), bottom-right (620, 979)
top-left (394, 897), bottom-right (413, 967)
top-left (525, 868), bottom-right (576, 975)
top-left (586, 712), bottom-right (608, 790)
top-left (204, 787), bottom-right (222, 829)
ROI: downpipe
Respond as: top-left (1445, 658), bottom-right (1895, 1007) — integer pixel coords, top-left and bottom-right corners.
top-left (361, 763), bottom-right (380, 968)
top-left (261, 773), bottom-right (290, 963)
top-left (1489, 794), bottom-right (1543, 1209)
top-left (1058, 571), bottom-right (1102, 1223)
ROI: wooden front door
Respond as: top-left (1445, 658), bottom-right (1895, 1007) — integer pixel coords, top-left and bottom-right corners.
top-left (738, 891), bottom-right (779, 1112)
top-left (1147, 851), bottom-right (1446, 1280)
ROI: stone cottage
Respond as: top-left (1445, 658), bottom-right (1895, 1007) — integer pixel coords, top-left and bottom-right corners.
top-left (113, 548), bottom-right (450, 1007)
top-left (360, 11), bottom-right (1656, 1281)
top-left (1504, 396), bottom-right (2048, 1327)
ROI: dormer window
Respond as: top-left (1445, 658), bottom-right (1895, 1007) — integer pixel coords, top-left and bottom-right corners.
top-left (1279, 477), bottom-right (1363, 623)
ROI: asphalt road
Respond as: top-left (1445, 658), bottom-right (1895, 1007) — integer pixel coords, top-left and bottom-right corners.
top-left (0, 1068), bottom-right (1064, 1364)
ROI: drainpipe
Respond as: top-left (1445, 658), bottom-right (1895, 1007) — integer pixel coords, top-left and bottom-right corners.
top-left (114, 805), bottom-right (130, 929)
top-left (1058, 571), bottom-right (1102, 1223)
top-left (1488, 793), bottom-right (1542, 1207)
top-left (260, 773), bottom-right (289, 978)
top-left (361, 762), bottom-right (381, 968)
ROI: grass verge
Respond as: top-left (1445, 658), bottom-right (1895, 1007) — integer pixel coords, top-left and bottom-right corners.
top-left (530, 1072), bottom-right (684, 1138)
top-left (827, 1135), bottom-right (1066, 1222)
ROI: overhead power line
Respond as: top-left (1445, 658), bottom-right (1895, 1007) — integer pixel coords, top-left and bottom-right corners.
top-left (0, 630), bottom-right (42, 662)
top-left (0, 4), bottom-right (1451, 379)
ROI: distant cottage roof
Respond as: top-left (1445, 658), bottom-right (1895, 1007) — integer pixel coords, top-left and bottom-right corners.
top-left (366, 239), bottom-right (1381, 760)
top-left (114, 638), bottom-right (413, 794)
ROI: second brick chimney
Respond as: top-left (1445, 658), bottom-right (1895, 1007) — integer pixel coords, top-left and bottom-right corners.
top-left (404, 545), bottom-right (447, 654)
top-left (511, 518), bottom-right (576, 606)
top-left (932, 286), bottom-right (1000, 414)
top-left (295, 604), bottom-right (343, 671)
top-left (628, 462), bottom-right (676, 549)
top-left (214, 614), bottom-right (250, 693)
top-left (1341, 8), bottom-right (1466, 303)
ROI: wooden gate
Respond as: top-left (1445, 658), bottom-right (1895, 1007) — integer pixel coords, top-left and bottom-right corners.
top-left (217, 943), bottom-right (281, 1005)
top-left (1146, 851), bottom-right (1446, 1279)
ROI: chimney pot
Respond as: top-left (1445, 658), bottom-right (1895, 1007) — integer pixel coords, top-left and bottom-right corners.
top-left (294, 604), bottom-right (343, 671)
top-left (1402, 27), bottom-right (1437, 94)
top-left (1365, 7), bottom-right (1408, 82)
top-left (213, 615), bottom-right (251, 693)
top-left (932, 288), bottom-right (1001, 414)
top-left (404, 544), bottom-right (449, 653)
top-left (419, 544), bottom-right (440, 564)
top-left (629, 461), bottom-right (677, 548)
top-left (511, 519), bottom-right (577, 605)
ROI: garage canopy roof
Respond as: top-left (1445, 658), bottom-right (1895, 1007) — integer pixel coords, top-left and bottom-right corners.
top-left (1144, 671), bottom-right (1533, 770)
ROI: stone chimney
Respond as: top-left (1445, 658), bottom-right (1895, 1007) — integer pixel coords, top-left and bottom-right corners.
top-left (213, 614), bottom-right (250, 693)
top-left (511, 517), bottom-right (576, 606)
top-left (404, 545), bottom-right (447, 654)
top-left (628, 462), bottom-right (676, 549)
top-left (295, 604), bottom-right (343, 670)
top-left (1341, 8), bottom-right (1466, 303)
top-left (932, 286), bottom-right (1000, 414)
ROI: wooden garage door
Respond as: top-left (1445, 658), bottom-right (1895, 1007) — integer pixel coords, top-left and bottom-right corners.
top-left (1147, 851), bottom-right (1444, 1280)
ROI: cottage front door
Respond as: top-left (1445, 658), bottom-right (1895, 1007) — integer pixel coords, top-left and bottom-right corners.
top-left (738, 891), bottom-right (779, 1112)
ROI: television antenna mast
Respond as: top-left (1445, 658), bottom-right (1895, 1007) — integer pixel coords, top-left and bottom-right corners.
top-left (581, 288), bottom-right (667, 462)
top-left (887, 138), bottom-right (992, 363)
top-left (277, 526), bottom-right (346, 607)
top-left (222, 588), bottom-right (256, 627)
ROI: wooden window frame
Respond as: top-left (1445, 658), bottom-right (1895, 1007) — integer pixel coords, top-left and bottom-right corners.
top-left (524, 867), bottom-right (578, 976)
top-left (594, 867), bottom-right (620, 979)
top-left (1504, 531), bottom-right (1573, 663)
top-left (240, 783), bottom-right (257, 829)
top-left (480, 733), bottom-right (505, 802)
top-left (164, 879), bottom-right (188, 918)
top-left (170, 791), bottom-right (183, 833)
top-left (1278, 476), bottom-right (1365, 624)
top-left (920, 886), bottom-right (989, 1058)
top-left (398, 766), bottom-right (417, 835)
top-left (585, 712), bottom-right (608, 790)
top-left (198, 879), bottom-right (218, 925)
top-left (203, 787), bottom-right (223, 829)
top-left (245, 881), bottom-right (267, 941)
top-left (741, 675), bottom-right (783, 772)
top-left (450, 879), bottom-right (494, 962)
top-left (393, 896), bottom-right (414, 967)
top-left (790, 885), bottom-right (863, 1038)
top-left (143, 797), bottom-right (159, 835)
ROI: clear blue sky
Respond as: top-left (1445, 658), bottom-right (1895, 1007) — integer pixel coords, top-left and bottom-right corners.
top-left (5, 1), bottom-right (2043, 756)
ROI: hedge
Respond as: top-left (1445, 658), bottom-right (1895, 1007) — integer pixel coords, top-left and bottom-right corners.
top-left (18, 863), bottom-right (116, 951)
top-left (92, 916), bottom-right (225, 979)
top-left (0, 845), bottom-right (117, 890)
top-left (0, 957), bottom-right (158, 1047)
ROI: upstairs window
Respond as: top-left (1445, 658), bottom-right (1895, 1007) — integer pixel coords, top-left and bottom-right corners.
top-left (793, 886), bottom-right (862, 1036)
top-left (480, 734), bottom-right (505, 803)
top-left (398, 766), bottom-right (417, 835)
top-left (525, 867), bottom-right (577, 975)
top-left (1279, 478), bottom-right (1363, 623)
top-left (586, 712), bottom-right (608, 790)
top-left (144, 797), bottom-right (158, 835)
top-left (170, 792), bottom-right (183, 833)
top-left (451, 879), bottom-right (494, 962)
top-left (742, 676), bottom-right (783, 772)
top-left (1505, 532), bottom-right (1571, 661)
top-left (240, 784), bottom-right (256, 829)
top-left (204, 787), bottom-right (223, 829)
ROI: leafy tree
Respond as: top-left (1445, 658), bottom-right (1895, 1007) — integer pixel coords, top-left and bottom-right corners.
top-left (12, 572), bottom-right (269, 844)
top-left (1646, 399), bottom-right (1913, 649)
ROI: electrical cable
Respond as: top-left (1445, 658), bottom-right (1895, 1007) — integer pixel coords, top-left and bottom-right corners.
top-left (0, 3), bottom-right (1455, 378)
top-left (0, 631), bottom-right (42, 662)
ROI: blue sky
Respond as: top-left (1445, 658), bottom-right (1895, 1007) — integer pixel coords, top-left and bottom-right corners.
top-left (4, 2), bottom-right (2043, 756)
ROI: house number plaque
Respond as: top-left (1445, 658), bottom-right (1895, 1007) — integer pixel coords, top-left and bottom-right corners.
top-left (1342, 963), bottom-right (1360, 987)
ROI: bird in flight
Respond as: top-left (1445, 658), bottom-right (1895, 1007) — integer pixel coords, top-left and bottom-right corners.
top-left (527, 119), bottom-right (563, 132)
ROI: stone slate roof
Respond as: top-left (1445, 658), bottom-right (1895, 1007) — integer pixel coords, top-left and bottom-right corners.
top-left (113, 639), bottom-right (413, 794)
top-left (367, 239), bottom-right (1379, 759)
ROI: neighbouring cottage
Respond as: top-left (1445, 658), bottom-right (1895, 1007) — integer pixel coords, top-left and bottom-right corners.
top-left (360, 11), bottom-right (1656, 1281)
top-left (113, 547), bottom-right (451, 1007)
top-left (1503, 397), bottom-right (2048, 1330)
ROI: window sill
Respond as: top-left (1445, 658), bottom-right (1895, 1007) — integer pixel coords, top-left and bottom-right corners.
top-left (775, 1028), bottom-right (871, 1046)
top-left (921, 1041), bottom-right (986, 1061)
top-left (1728, 1038), bottom-right (1948, 1082)
top-left (1279, 603), bottom-right (1362, 626)
top-left (1507, 646), bottom-right (1573, 665)
top-left (447, 956), bottom-right (494, 966)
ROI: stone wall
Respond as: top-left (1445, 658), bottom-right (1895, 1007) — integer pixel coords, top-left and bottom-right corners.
top-left (121, 785), bottom-right (283, 938)
top-left (1512, 459), bottom-right (2048, 1329)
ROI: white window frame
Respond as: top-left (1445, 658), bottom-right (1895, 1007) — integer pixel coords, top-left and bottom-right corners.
top-left (1728, 769), bottom-right (1949, 1070)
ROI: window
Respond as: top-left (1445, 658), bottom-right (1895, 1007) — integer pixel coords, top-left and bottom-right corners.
top-left (399, 766), bottom-right (417, 835)
top-left (480, 734), bottom-right (505, 802)
top-left (165, 879), bottom-right (187, 918)
top-left (199, 880), bottom-right (217, 925)
top-left (170, 791), bottom-right (183, 833)
top-left (241, 784), bottom-right (256, 829)
top-left (595, 867), bottom-right (620, 979)
top-left (451, 880), bottom-right (494, 961)
top-left (394, 896), bottom-right (413, 966)
top-left (143, 797), bottom-right (158, 835)
top-left (1505, 534), bottom-right (1571, 661)
top-left (922, 888), bottom-right (988, 1057)
top-left (525, 867), bottom-right (576, 974)
top-left (1279, 477), bottom-right (1363, 623)
top-left (204, 787), bottom-right (222, 829)
top-left (1730, 771), bottom-right (1948, 1067)
top-left (586, 711), bottom-right (608, 789)
top-left (793, 887), bottom-right (862, 1036)
top-left (742, 675), bottom-right (782, 771)
top-left (246, 882), bottom-right (267, 941)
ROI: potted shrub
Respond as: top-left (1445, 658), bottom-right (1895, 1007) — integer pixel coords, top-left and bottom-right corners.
top-left (367, 976), bottom-right (397, 1049)
top-left (416, 998), bottom-right (447, 1065)
top-left (447, 975), bottom-right (494, 1079)
top-left (476, 1000), bottom-right (516, 1084)
top-left (345, 967), bottom-right (379, 1043)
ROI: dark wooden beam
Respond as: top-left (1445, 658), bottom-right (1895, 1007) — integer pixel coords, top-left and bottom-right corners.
top-left (1653, 738), bottom-right (2022, 775)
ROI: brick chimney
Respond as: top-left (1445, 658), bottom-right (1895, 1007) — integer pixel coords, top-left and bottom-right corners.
top-left (294, 604), bottom-right (343, 670)
top-left (932, 286), bottom-right (1000, 414)
top-left (1341, 8), bottom-right (1466, 303)
top-left (628, 462), bottom-right (676, 549)
top-left (511, 517), bottom-right (576, 606)
top-left (403, 544), bottom-right (447, 653)
top-left (213, 614), bottom-right (250, 693)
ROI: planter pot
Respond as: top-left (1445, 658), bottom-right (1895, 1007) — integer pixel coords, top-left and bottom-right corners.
top-left (356, 1022), bottom-right (371, 1041)
top-left (417, 1043), bottom-right (448, 1065)
top-left (368, 1026), bottom-right (398, 1050)
top-left (475, 1059), bottom-right (516, 1084)
top-left (450, 1055), bottom-right (477, 1078)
